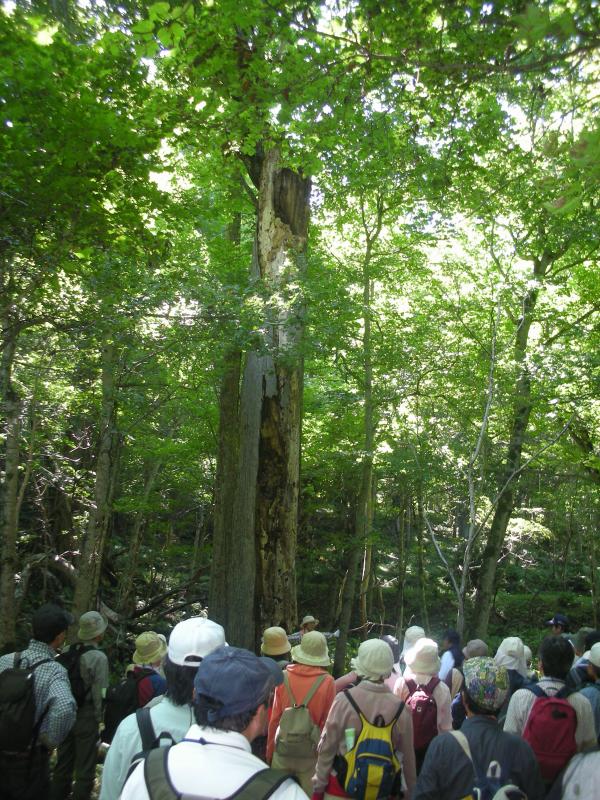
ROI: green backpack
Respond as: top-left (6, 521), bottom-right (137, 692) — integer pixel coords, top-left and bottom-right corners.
top-left (143, 745), bottom-right (294, 800)
top-left (274, 672), bottom-right (327, 769)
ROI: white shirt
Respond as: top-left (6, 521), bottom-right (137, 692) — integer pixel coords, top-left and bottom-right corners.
top-left (438, 651), bottom-right (454, 681)
top-left (99, 697), bottom-right (194, 800)
top-left (121, 724), bottom-right (308, 800)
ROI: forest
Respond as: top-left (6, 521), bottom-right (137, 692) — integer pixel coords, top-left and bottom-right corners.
top-left (1, 0), bottom-right (599, 672)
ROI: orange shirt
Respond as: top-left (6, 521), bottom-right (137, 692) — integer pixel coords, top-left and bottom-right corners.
top-left (267, 663), bottom-right (335, 763)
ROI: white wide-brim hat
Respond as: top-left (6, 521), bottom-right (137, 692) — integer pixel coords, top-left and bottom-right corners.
top-left (404, 637), bottom-right (441, 675)
top-left (351, 639), bottom-right (394, 681)
top-left (401, 625), bottom-right (425, 656)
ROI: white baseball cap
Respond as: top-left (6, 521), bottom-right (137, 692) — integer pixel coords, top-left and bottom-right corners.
top-left (168, 617), bottom-right (226, 666)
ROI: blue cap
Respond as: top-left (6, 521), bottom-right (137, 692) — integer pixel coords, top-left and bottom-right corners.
top-left (194, 646), bottom-right (283, 720)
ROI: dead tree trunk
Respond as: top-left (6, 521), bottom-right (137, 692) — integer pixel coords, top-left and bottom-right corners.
top-left (226, 147), bottom-right (310, 648)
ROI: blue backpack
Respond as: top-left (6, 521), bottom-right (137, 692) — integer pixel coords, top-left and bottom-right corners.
top-left (450, 731), bottom-right (527, 800)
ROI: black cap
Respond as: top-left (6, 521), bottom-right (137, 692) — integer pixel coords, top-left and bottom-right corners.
top-left (32, 603), bottom-right (74, 643)
top-left (546, 613), bottom-right (569, 631)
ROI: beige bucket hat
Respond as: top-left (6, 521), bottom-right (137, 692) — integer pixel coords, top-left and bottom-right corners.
top-left (133, 631), bottom-right (168, 665)
top-left (78, 611), bottom-right (107, 641)
top-left (261, 627), bottom-right (291, 657)
top-left (291, 630), bottom-right (330, 667)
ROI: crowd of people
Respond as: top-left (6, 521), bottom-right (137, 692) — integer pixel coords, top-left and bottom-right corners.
top-left (0, 605), bottom-right (599, 800)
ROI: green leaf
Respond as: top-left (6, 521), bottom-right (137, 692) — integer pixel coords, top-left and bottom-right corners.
top-left (149, 2), bottom-right (171, 21)
top-left (132, 19), bottom-right (155, 34)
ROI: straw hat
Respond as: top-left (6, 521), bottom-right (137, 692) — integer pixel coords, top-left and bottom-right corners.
top-left (300, 615), bottom-right (319, 628)
top-left (291, 630), bottom-right (330, 667)
top-left (404, 637), bottom-right (440, 675)
top-left (351, 639), bottom-right (393, 681)
top-left (133, 631), bottom-right (168, 665)
top-left (261, 627), bottom-right (291, 657)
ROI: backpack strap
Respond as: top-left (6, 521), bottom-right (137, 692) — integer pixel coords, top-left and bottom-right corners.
top-left (284, 672), bottom-right (326, 708)
top-left (144, 746), bottom-right (180, 800)
top-left (450, 730), bottom-right (473, 762)
top-left (343, 688), bottom-right (365, 719)
top-left (137, 707), bottom-right (157, 751)
top-left (282, 671), bottom-right (297, 707)
top-left (555, 685), bottom-right (572, 700)
top-left (229, 768), bottom-right (296, 800)
top-left (425, 677), bottom-right (440, 693)
top-left (404, 678), bottom-right (417, 696)
top-left (526, 683), bottom-right (547, 699)
top-left (300, 674), bottom-right (327, 708)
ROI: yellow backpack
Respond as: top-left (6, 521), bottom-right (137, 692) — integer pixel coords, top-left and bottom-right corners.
top-left (334, 690), bottom-right (404, 800)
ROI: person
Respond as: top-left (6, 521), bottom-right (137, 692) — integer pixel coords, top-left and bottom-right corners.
top-left (451, 638), bottom-right (489, 730)
top-left (267, 630), bottom-right (335, 793)
top-left (567, 629), bottom-right (600, 690)
top-left (121, 646), bottom-right (307, 800)
top-left (0, 603), bottom-right (77, 800)
top-left (99, 617), bottom-right (226, 800)
top-left (394, 637), bottom-right (451, 772)
top-left (504, 636), bottom-right (596, 776)
top-left (129, 630), bottom-right (168, 704)
top-left (414, 657), bottom-right (544, 800)
top-left (300, 616), bottom-right (319, 636)
top-left (50, 610), bottom-right (109, 800)
top-left (438, 628), bottom-right (464, 684)
top-left (313, 638), bottom-right (416, 800)
top-left (547, 612), bottom-right (570, 636)
top-left (493, 636), bottom-right (531, 724)
top-left (578, 641), bottom-right (600, 744)
top-left (380, 634), bottom-right (401, 690)
top-left (333, 634), bottom-right (401, 695)
top-left (546, 750), bottom-right (600, 800)
top-left (261, 626), bottom-right (292, 667)
top-left (398, 625), bottom-right (425, 674)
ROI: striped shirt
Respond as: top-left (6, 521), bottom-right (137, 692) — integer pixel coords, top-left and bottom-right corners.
top-left (0, 639), bottom-right (76, 749)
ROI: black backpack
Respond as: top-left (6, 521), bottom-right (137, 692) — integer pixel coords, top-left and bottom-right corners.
top-left (102, 668), bottom-right (154, 744)
top-left (56, 643), bottom-right (93, 707)
top-left (142, 743), bottom-right (295, 800)
top-left (0, 653), bottom-right (53, 751)
top-left (124, 707), bottom-right (177, 785)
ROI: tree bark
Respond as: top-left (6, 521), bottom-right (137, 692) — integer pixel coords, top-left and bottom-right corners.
top-left (117, 457), bottom-right (162, 616)
top-left (415, 496), bottom-right (430, 632)
top-left (0, 391), bottom-right (21, 651)
top-left (209, 214), bottom-right (242, 628)
top-left (226, 147), bottom-right (310, 648)
top-left (71, 339), bottom-right (119, 623)
top-left (473, 253), bottom-right (550, 638)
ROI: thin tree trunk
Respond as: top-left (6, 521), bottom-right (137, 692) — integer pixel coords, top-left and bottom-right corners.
top-left (210, 212), bottom-right (242, 628)
top-left (0, 392), bottom-right (21, 651)
top-left (117, 457), bottom-right (162, 616)
top-left (592, 509), bottom-right (599, 629)
top-left (415, 497), bottom-right (430, 632)
top-left (333, 526), bottom-right (361, 677)
top-left (72, 340), bottom-right (118, 622)
top-left (473, 253), bottom-right (550, 639)
top-left (395, 494), bottom-right (410, 639)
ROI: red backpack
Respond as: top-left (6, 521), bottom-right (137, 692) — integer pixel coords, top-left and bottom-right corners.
top-left (522, 684), bottom-right (577, 783)
top-left (404, 677), bottom-right (439, 751)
